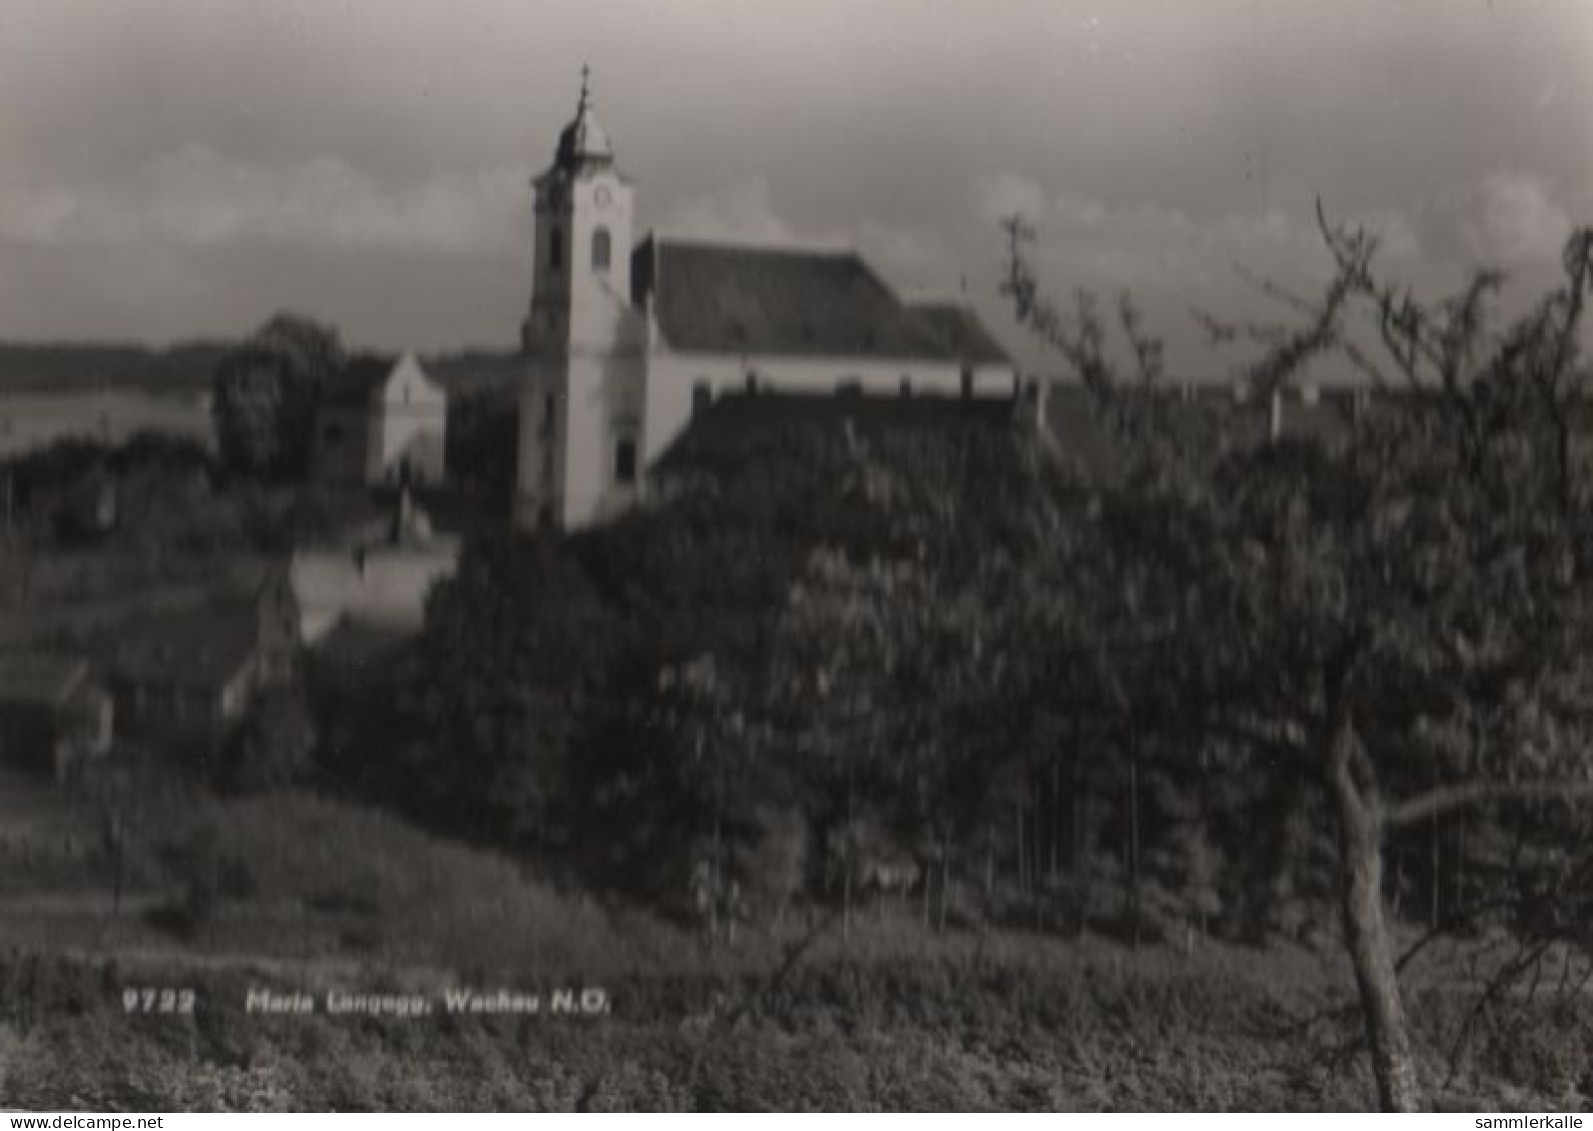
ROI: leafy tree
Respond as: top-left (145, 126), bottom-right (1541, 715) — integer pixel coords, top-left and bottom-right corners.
top-left (212, 312), bottom-right (344, 479)
top-left (221, 687), bottom-right (318, 794)
top-left (446, 389), bottom-right (520, 511)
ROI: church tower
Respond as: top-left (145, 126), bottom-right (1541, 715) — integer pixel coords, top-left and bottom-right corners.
top-left (516, 68), bottom-right (646, 530)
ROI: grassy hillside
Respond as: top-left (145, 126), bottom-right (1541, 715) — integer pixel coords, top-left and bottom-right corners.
top-left (0, 786), bottom-right (693, 978)
top-left (0, 789), bottom-right (1587, 1111)
top-left (1, 933), bottom-right (1587, 1111)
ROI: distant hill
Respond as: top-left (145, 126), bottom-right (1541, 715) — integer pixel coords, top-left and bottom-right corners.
top-left (0, 342), bottom-right (527, 402)
top-left (0, 342), bottom-right (235, 398)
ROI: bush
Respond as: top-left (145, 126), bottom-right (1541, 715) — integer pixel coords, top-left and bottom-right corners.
top-left (219, 688), bottom-right (317, 794)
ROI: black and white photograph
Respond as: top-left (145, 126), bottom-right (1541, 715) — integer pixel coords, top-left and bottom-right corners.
top-left (1, 0), bottom-right (1591, 1114)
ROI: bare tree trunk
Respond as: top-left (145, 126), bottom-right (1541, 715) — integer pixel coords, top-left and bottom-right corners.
top-left (111, 831), bottom-right (124, 921)
top-left (938, 839), bottom-right (950, 934)
top-left (1128, 739), bottom-right (1142, 951)
top-left (710, 812), bottom-right (722, 946)
top-left (843, 774), bottom-right (854, 945)
top-left (1050, 753), bottom-right (1061, 883)
top-left (1015, 796), bottom-right (1025, 896)
top-left (1428, 811), bottom-right (1440, 931)
top-left (1074, 759), bottom-right (1091, 935)
top-left (1329, 714), bottom-right (1424, 1113)
top-left (842, 862), bottom-right (852, 944)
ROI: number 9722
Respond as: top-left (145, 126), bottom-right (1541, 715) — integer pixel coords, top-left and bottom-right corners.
top-left (122, 987), bottom-right (195, 1014)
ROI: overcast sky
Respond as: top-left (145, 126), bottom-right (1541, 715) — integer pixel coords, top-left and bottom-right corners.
top-left (1, 0), bottom-right (1589, 374)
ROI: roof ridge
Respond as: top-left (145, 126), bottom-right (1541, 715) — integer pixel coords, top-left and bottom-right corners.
top-left (647, 229), bottom-right (859, 257)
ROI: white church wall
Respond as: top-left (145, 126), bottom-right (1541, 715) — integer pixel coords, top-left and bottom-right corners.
top-left (515, 349), bottom-right (648, 530)
top-left (565, 175), bottom-right (635, 354)
top-left (562, 351), bottom-right (647, 526)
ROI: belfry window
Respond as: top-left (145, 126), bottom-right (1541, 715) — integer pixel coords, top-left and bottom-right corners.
top-left (592, 227), bottom-right (611, 273)
top-left (549, 227), bottom-right (564, 272)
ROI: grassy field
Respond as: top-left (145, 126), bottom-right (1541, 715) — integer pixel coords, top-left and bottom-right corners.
top-left (0, 787), bottom-right (1588, 1111)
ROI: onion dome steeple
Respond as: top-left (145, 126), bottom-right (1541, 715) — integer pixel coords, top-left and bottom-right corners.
top-left (553, 64), bottom-right (614, 171)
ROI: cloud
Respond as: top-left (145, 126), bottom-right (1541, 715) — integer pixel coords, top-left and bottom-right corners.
top-left (0, 144), bottom-right (526, 254)
top-left (1435, 170), bottom-right (1574, 267)
top-left (856, 220), bottom-right (960, 288)
top-left (977, 173), bottom-right (1330, 292)
top-left (973, 172), bottom-right (1048, 227)
top-left (972, 170), bottom-right (1445, 305)
top-left (654, 176), bottom-right (801, 245)
top-left (657, 178), bottom-right (960, 292)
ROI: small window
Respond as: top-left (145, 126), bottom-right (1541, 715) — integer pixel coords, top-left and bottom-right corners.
top-left (692, 381), bottom-right (713, 416)
top-left (960, 366), bottom-right (974, 399)
top-left (615, 437), bottom-right (638, 484)
top-left (900, 377), bottom-right (912, 398)
top-left (544, 392), bottom-right (556, 425)
top-left (592, 226), bottom-right (611, 273)
top-left (549, 226), bottom-right (563, 271)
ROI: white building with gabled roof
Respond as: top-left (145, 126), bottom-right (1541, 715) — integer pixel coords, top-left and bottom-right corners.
top-left (515, 71), bottom-right (1018, 531)
top-left (314, 351), bottom-right (447, 489)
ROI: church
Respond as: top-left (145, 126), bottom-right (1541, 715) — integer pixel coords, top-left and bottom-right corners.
top-left (514, 72), bottom-right (1019, 531)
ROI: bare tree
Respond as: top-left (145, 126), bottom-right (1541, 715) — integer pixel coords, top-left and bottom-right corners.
top-left (1004, 208), bottom-right (1593, 1111)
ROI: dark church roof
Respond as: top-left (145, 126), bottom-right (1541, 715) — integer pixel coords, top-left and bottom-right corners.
top-left (908, 303), bottom-right (1011, 365)
top-left (633, 238), bottom-right (991, 361)
top-left (652, 389), bottom-right (1021, 478)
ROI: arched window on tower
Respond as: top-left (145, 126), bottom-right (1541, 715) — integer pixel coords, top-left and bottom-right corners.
top-left (592, 227), bottom-right (611, 273)
top-left (548, 226), bottom-right (564, 272)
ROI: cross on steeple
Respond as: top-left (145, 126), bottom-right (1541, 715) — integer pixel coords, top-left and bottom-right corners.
top-left (578, 63), bottom-right (590, 111)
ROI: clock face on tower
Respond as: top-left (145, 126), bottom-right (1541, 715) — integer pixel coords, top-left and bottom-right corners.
top-left (593, 185), bottom-right (612, 209)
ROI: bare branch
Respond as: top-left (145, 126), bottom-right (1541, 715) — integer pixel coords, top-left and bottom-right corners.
top-left (1384, 778), bottom-right (1593, 830)
top-left (1119, 292), bottom-right (1165, 391)
top-left (1233, 260), bottom-right (1319, 319)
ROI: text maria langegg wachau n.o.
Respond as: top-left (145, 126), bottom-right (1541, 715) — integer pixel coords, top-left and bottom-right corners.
top-left (243, 986), bottom-right (610, 1018)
